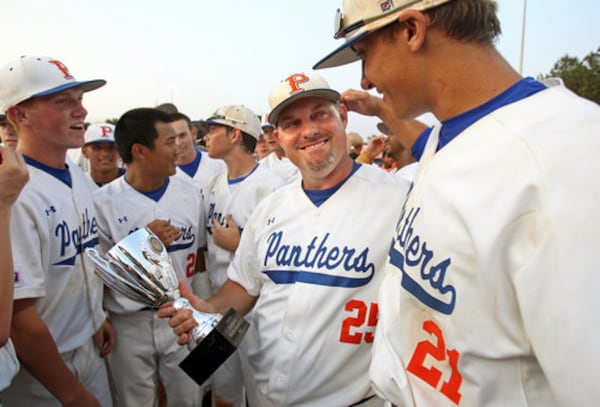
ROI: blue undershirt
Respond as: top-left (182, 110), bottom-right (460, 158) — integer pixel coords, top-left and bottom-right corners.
top-left (303, 161), bottom-right (361, 207)
top-left (24, 155), bottom-right (72, 187)
top-left (126, 177), bottom-right (170, 202)
top-left (228, 164), bottom-right (259, 185)
top-left (411, 77), bottom-right (547, 160)
top-left (178, 147), bottom-right (203, 178)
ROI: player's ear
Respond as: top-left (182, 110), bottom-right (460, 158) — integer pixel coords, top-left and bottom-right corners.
top-left (398, 9), bottom-right (428, 52)
top-left (6, 105), bottom-right (28, 127)
top-left (337, 102), bottom-right (349, 128)
top-left (131, 143), bottom-right (146, 160)
top-left (82, 145), bottom-right (90, 159)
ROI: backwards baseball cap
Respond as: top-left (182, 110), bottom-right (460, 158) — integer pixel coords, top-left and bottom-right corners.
top-left (314, 0), bottom-right (452, 69)
top-left (261, 113), bottom-right (274, 130)
top-left (84, 123), bottom-right (116, 145)
top-left (201, 105), bottom-right (261, 140)
top-left (267, 72), bottom-right (340, 126)
top-left (0, 55), bottom-right (106, 112)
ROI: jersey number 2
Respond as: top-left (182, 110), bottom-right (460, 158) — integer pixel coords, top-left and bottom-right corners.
top-left (185, 253), bottom-right (196, 278)
top-left (339, 300), bottom-right (378, 344)
top-left (407, 320), bottom-right (462, 405)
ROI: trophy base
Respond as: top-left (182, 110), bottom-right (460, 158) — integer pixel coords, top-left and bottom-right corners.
top-left (179, 308), bottom-right (249, 386)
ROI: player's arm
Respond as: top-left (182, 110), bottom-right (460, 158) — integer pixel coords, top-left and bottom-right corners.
top-left (159, 279), bottom-right (256, 346)
top-left (0, 147), bottom-right (28, 344)
top-left (341, 89), bottom-right (426, 151)
top-left (11, 298), bottom-right (100, 406)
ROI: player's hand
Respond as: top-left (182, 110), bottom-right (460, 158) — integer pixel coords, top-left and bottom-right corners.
top-left (94, 319), bottom-right (116, 357)
top-left (211, 215), bottom-right (241, 252)
top-left (365, 135), bottom-right (387, 158)
top-left (159, 280), bottom-right (217, 346)
top-left (340, 89), bottom-right (385, 117)
top-left (0, 146), bottom-right (29, 207)
top-left (147, 219), bottom-right (181, 246)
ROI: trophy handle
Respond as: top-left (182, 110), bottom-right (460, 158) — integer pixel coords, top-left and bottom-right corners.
top-left (172, 297), bottom-right (223, 346)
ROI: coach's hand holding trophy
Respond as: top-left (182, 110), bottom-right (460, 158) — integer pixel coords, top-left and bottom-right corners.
top-left (85, 227), bottom-right (249, 385)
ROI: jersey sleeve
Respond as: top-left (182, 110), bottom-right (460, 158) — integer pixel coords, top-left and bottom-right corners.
top-left (226, 213), bottom-right (262, 297)
top-left (11, 196), bottom-right (46, 300)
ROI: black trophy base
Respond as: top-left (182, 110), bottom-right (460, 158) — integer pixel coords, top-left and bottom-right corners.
top-left (179, 308), bottom-right (249, 386)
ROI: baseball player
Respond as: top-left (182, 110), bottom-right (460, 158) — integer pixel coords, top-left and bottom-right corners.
top-left (0, 146), bottom-right (28, 392)
top-left (0, 114), bottom-right (18, 151)
top-left (160, 72), bottom-right (410, 406)
top-left (80, 123), bottom-right (125, 191)
top-left (258, 113), bottom-right (300, 184)
top-left (93, 107), bottom-right (205, 407)
top-left (200, 105), bottom-right (286, 406)
top-left (315, 0), bottom-right (600, 405)
top-left (0, 55), bottom-right (113, 406)
top-left (171, 111), bottom-right (226, 189)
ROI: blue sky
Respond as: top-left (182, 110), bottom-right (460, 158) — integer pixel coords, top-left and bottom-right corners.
top-left (2, 0), bottom-right (598, 136)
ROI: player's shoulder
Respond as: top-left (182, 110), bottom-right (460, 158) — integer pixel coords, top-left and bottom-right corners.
top-left (93, 176), bottom-right (128, 199)
top-left (355, 163), bottom-right (409, 185)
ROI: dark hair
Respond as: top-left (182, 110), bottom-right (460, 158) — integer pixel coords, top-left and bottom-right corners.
top-left (223, 126), bottom-right (257, 154)
top-left (169, 112), bottom-right (193, 129)
top-left (115, 108), bottom-right (173, 164)
top-left (427, 0), bottom-right (501, 45)
top-left (380, 0), bottom-right (501, 46)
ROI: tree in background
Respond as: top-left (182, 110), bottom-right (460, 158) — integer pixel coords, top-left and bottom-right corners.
top-left (540, 46), bottom-right (600, 104)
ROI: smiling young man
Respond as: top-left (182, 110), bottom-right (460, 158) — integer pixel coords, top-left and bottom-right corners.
top-left (0, 55), bottom-right (113, 406)
top-left (160, 72), bottom-right (410, 406)
top-left (315, 0), bottom-right (600, 405)
top-left (171, 111), bottom-right (225, 188)
top-left (81, 123), bottom-right (125, 190)
top-left (93, 107), bottom-right (205, 407)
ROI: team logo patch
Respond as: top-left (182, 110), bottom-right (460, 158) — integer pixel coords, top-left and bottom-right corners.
top-left (380, 0), bottom-right (394, 12)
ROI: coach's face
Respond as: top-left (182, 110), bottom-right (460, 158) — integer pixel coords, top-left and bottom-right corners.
top-left (275, 97), bottom-right (352, 189)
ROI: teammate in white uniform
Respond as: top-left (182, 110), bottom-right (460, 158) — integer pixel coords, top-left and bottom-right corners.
top-left (200, 105), bottom-right (285, 406)
top-left (80, 122), bottom-right (125, 191)
top-left (94, 107), bottom-right (205, 407)
top-left (0, 114), bottom-right (18, 151)
top-left (0, 147), bottom-right (28, 392)
top-left (171, 111), bottom-right (226, 189)
top-left (0, 55), bottom-right (113, 406)
top-left (315, 1), bottom-right (600, 405)
top-left (258, 113), bottom-right (300, 184)
top-left (160, 72), bottom-right (410, 406)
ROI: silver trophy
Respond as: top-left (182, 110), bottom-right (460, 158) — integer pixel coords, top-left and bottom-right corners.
top-left (85, 227), bottom-right (249, 385)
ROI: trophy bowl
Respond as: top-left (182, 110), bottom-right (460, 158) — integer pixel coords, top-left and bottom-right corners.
top-left (85, 227), bottom-right (249, 385)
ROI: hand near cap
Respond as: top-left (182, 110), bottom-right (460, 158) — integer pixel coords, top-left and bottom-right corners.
top-left (0, 146), bottom-right (29, 208)
top-left (340, 89), bottom-right (388, 118)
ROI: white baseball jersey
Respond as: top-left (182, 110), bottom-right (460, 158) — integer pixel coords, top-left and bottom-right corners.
top-left (203, 164), bottom-right (285, 291)
top-left (177, 148), bottom-right (226, 190)
top-left (258, 151), bottom-right (300, 184)
top-left (371, 86), bottom-right (600, 406)
top-left (0, 341), bottom-right (19, 391)
top-left (228, 163), bottom-right (409, 406)
top-left (94, 175), bottom-right (205, 313)
top-left (10, 157), bottom-right (105, 352)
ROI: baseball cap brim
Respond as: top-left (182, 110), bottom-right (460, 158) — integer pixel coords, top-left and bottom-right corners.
top-left (313, 31), bottom-right (369, 70)
top-left (32, 79), bottom-right (107, 98)
top-left (268, 88), bottom-right (341, 125)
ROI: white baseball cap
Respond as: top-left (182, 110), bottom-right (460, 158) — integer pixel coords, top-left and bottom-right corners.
top-left (84, 123), bottom-right (116, 145)
top-left (267, 72), bottom-right (340, 126)
top-left (0, 55), bottom-right (106, 112)
top-left (261, 113), bottom-right (274, 130)
top-left (314, 0), bottom-right (452, 69)
top-left (201, 105), bottom-right (261, 140)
